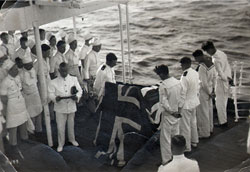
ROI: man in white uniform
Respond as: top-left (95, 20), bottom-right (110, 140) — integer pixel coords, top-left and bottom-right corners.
top-left (20, 57), bottom-right (43, 133)
top-left (202, 41), bottom-right (232, 127)
top-left (39, 29), bottom-right (50, 45)
top-left (154, 64), bottom-right (184, 165)
top-left (83, 38), bottom-right (101, 93)
top-left (48, 62), bottom-right (82, 152)
top-left (0, 32), bottom-right (16, 61)
top-left (78, 32), bottom-right (93, 72)
top-left (193, 50), bottom-right (216, 138)
top-left (94, 53), bottom-right (117, 99)
top-left (179, 57), bottom-right (200, 152)
top-left (50, 40), bottom-right (67, 79)
top-left (15, 37), bottom-right (32, 63)
top-left (158, 135), bottom-right (200, 172)
top-left (0, 100), bottom-right (6, 153)
top-left (0, 62), bottom-right (29, 146)
top-left (65, 34), bottom-right (83, 86)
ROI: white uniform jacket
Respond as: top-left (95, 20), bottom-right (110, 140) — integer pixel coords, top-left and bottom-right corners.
top-left (180, 67), bottom-right (200, 109)
top-left (78, 44), bottom-right (91, 61)
top-left (48, 74), bottom-right (82, 114)
top-left (159, 77), bottom-right (185, 124)
top-left (0, 43), bottom-right (16, 61)
top-left (50, 51), bottom-right (66, 75)
top-left (83, 50), bottom-right (100, 79)
top-left (93, 64), bottom-right (116, 98)
top-left (0, 75), bottom-right (28, 128)
top-left (15, 47), bottom-right (32, 63)
top-left (158, 154), bottom-right (200, 172)
top-left (213, 49), bottom-right (232, 81)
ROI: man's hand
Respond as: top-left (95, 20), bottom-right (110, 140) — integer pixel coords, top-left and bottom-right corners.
top-left (56, 96), bottom-right (62, 102)
top-left (71, 95), bottom-right (78, 101)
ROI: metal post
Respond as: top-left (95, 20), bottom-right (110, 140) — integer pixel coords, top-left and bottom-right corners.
top-left (73, 16), bottom-right (77, 38)
top-left (118, 4), bottom-right (126, 83)
top-left (125, 3), bottom-right (132, 84)
top-left (33, 23), bottom-right (53, 147)
top-left (233, 61), bottom-right (239, 122)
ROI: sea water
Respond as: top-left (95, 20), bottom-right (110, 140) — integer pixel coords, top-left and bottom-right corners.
top-left (43, 0), bottom-right (250, 85)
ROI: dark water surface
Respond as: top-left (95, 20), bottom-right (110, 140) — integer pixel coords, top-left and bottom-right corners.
top-left (44, 0), bottom-right (250, 85)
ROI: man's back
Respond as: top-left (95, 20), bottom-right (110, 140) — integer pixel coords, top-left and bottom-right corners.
top-left (158, 154), bottom-right (200, 172)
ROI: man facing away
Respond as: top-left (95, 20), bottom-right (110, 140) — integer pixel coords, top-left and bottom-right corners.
top-left (93, 52), bottom-right (117, 99)
top-left (48, 62), bottom-right (82, 152)
top-left (202, 41), bottom-right (232, 127)
top-left (179, 57), bottom-right (200, 152)
top-left (158, 135), bottom-right (200, 172)
top-left (193, 50), bottom-right (216, 138)
top-left (154, 64), bottom-right (184, 165)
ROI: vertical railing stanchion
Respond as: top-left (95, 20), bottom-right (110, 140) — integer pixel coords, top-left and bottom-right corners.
top-left (125, 3), bottom-right (132, 84)
top-left (118, 4), bottom-right (126, 83)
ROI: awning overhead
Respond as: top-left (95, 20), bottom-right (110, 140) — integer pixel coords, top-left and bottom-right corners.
top-left (0, 0), bottom-right (129, 31)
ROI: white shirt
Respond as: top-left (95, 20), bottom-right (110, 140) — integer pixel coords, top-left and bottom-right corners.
top-left (15, 47), bottom-right (32, 63)
top-left (65, 49), bottom-right (79, 67)
top-left (50, 51), bottom-right (66, 74)
top-left (158, 154), bottom-right (200, 172)
top-left (180, 67), bottom-right (200, 109)
top-left (198, 63), bottom-right (216, 96)
top-left (19, 68), bottom-right (38, 95)
top-left (78, 44), bottom-right (91, 60)
top-left (159, 77), bottom-right (185, 124)
top-left (212, 49), bottom-right (232, 81)
top-left (93, 64), bottom-right (116, 98)
top-left (83, 50), bottom-right (100, 79)
top-left (0, 43), bottom-right (16, 61)
top-left (48, 74), bottom-right (82, 114)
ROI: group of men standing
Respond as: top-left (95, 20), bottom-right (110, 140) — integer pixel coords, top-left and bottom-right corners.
top-left (0, 28), bottom-right (118, 153)
top-left (156, 40), bottom-right (232, 171)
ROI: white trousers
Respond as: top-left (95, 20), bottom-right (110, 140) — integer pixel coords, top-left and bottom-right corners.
top-left (196, 90), bottom-right (213, 138)
top-left (56, 112), bottom-right (76, 148)
top-left (215, 79), bottom-right (229, 124)
top-left (179, 108), bottom-right (199, 152)
top-left (160, 112), bottom-right (179, 164)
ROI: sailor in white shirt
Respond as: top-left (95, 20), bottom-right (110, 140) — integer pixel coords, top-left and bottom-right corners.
top-left (48, 62), bottom-right (82, 152)
top-left (154, 65), bottom-right (185, 165)
top-left (0, 99), bottom-right (5, 153)
top-left (202, 41), bottom-right (232, 127)
top-left (20, 57), bottom-right (43, 132)
top-left (94, 53), bottom-right (117, 99)
top-left (39, 29), bottom-right (50, 45)
top-left (179, 57), bottom-right (200, 152)
top-left (158, 135), bottom-right (200, 172)
top-left (47, 33), bottom-right (57, 57)
top-left (193, 50), bottom-right (216, 138)
top-left (49, 40), bottom-right (67, 79)
top-left (15, 37), bottom-right (32, 63)
top-left (65, 34), bottom-right (83, 86)
top-left (0, 32), bottom-right (16, 61)
top-left (0, 61), bottom-right (29, 146)
top-left (83, 38), bottom-right (101, 93)
top-left (19, 30), bottom-right (35, 49)
top-left (78, 32), bottom-right (93, 70)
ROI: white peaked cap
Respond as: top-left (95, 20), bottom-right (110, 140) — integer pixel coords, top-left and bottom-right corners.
top-left (83, 31), bottom-right (92, 40)
top-left (90, 37), bottom-right (101, 46)
top-left (58, 30), bottom-right (67, 38)
top-left (67, 33), bottom-right (76, 44)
